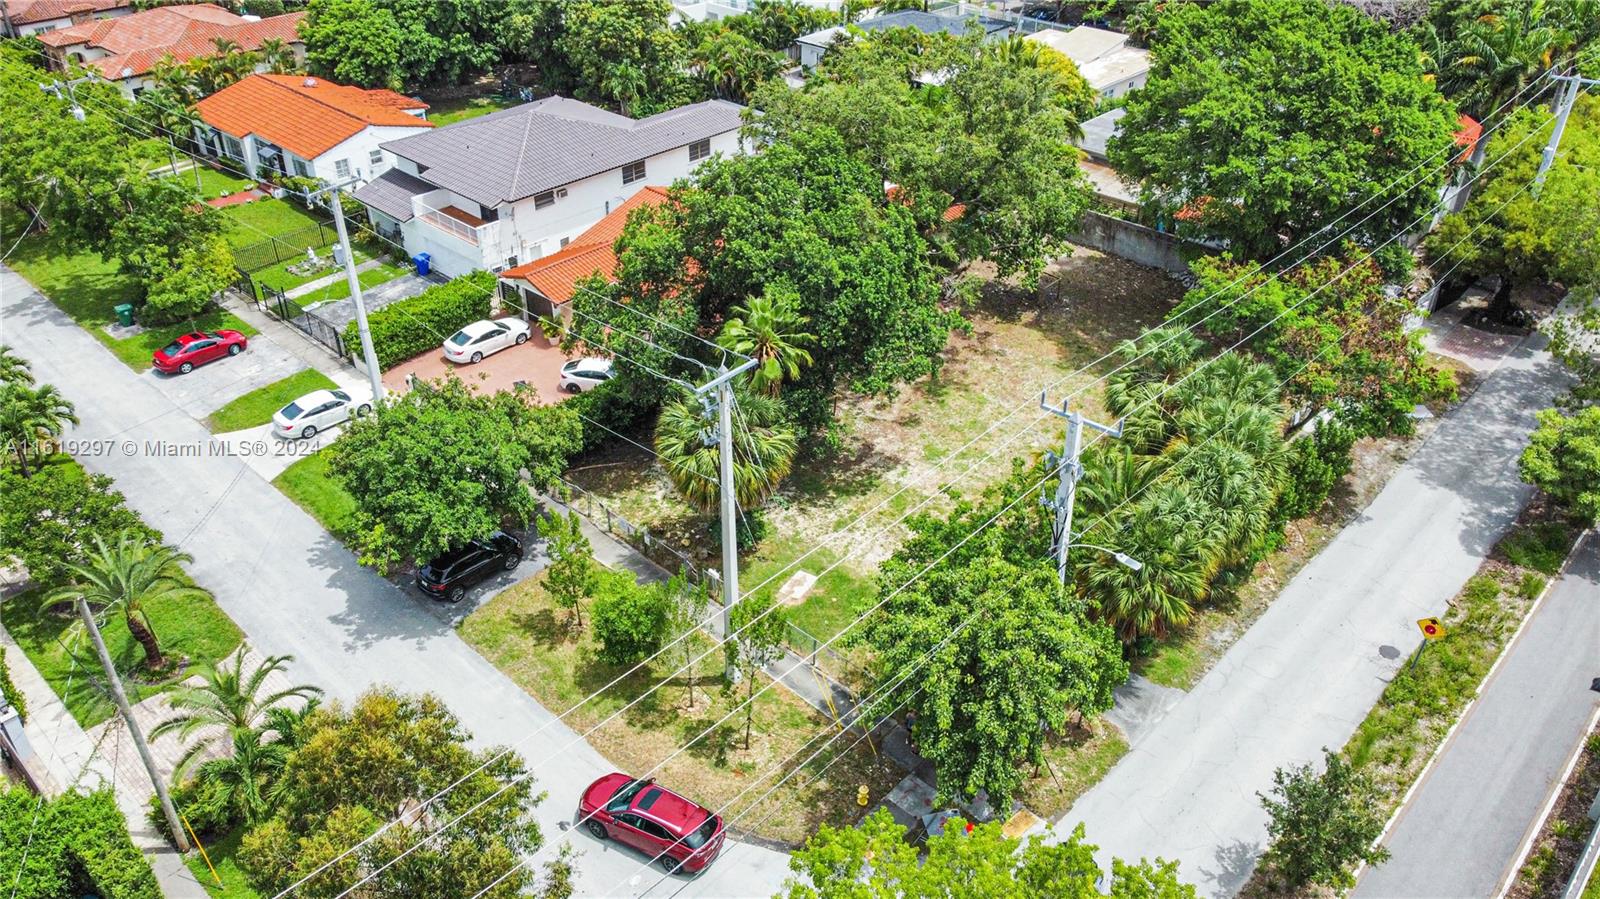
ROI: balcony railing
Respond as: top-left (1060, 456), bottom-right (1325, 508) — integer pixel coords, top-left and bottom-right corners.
top-left (419, 204), bottom-right (485, 246)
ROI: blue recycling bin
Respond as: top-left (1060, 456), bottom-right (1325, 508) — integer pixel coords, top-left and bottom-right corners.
top-left (413, 252), bottom-right (431, 276)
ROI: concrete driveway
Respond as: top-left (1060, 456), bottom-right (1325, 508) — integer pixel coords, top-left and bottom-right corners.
top-left (383, 327), bottom-right (574, 405)
top-left (2, 265), bottom-right (793, 898)
top-left (142, 332), bottom-right (306, 417)
top-left (1057, 335), bottom-right (1571, 896)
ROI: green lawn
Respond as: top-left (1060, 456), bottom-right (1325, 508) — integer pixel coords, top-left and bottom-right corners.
top-left (249, 248), bottom-right (375, 295)
top-left (206, 369), bottom-right (338, 434)
top-left (1, 226), bottom-right (259, 371)
top-left (251, 257), bottom-right (409, 310)
top-left (425, 95), bottom-right (522, 126)
top-left (172, 165), bottom-right (255, 201)
top-left (273, 449), bottom-right (359, 540)
top-left (3, 584), bottom-right (243, 729)
top-left (221, 198), bottom-right (330, 250)
top-left (187, 827), bottom-right (261, 899)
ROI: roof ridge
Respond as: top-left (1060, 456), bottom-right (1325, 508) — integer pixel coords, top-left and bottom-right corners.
top-left (506, 104), bottom-right (539, 203)
top-left (257, 75), bottom-right (366, 131)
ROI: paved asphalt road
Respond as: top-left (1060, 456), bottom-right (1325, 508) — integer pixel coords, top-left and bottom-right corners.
top-left (1, 267), bottom-right (792, 898)
top-left (1354, 531), bottom-right (1600, 899)
top-left (1058, 336), bottom-right (1571, 897)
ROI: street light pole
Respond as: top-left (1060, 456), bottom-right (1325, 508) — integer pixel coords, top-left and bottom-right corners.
top-left (1039, 393), bottom-right (1124, 585)
top-left (308, 180), bottom-right (384, 404)
top-left (77, 599), bottom-right (189, 853)
top-left (1533, 72), bottom-right (1600, 196)
top-left (693, 358), bottom-right (760, 642)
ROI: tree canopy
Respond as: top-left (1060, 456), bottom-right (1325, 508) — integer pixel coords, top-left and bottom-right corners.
top-left (1519, 406), bottom-right (1600, 525)
top-left (300, 0), bottom-right (531, 91)
top-left (1110, 0), bottom-right (1458, 259)
top-left (783, 808), bottom-right (1196, 899)
top-left (328, 377), bottom-right (581, 569)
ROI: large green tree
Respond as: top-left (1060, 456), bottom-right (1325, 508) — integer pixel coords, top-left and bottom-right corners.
top-left (237, 690), bottom-right (542, 899)
top-left (557, 0), bottom-right (690, 116)
top-left (1519, 406), bottom-right (1600, 525)
top-left (783, 808), bottom-right (1196, 899)
top-left (867, 527), bottom-right (1125, 809)
top-left (1110, 0), bottom-right (1457, 259)
top-left (0, 460), bottom-right (160, 584)
top-left (298, 0), bottom-right (408, 90)
top-left (1426, 95), bottom-right (1600, 322)
top-left (328, 377), bottom-right (581, 570)
top-left (1258, 749), bottom-right (1391, 891)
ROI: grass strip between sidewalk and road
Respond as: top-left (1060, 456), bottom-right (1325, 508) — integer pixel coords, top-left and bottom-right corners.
top-left (206, 369), bottom-right (338, 434)
top-left (272, 448), bottom-right (359, 541)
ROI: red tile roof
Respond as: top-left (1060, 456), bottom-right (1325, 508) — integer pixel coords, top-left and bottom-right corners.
top-left (9, 0), bottom-right (128, 26)
top-left (196, 73), bottom-right (430, 159)
top-left (38, 4), bottom-right (303, 82)
top-left (1454, 113), bottom-right (1483, 162)
top-left (499, 187), bottom-right (672, 304)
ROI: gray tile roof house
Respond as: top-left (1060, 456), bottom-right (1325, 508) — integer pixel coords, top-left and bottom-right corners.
top-left (354, 96), bottom-right (745, 217)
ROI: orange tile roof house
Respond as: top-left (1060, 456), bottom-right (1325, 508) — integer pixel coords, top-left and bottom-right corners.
top-left (194, 74), bottom-right (432, 186)
top-left (3, 0), bottom-right (133, 39)
top-left (352, 95), bottom-right (744, 279)
top-left (497, 186), bottom-right (671, 319)
top-left (35, 3), bottom-right (304, 98)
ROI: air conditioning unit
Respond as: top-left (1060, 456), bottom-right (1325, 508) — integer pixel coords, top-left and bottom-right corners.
top-left (554, 187), bottom-right (568, 199)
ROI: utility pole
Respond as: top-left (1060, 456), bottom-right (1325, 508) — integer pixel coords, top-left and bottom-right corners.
top-left (304, 179), bottom-right (385, 404)
top-left (39, 75), bottom-right (95, 121)
top-left (693, 358), bottom-right (759, 643)
top-left (76, 599), bottom-right (190, 853)
top-left (1534, 72), bottom-right (1600, 196)
top-left (1038, 393), bottom-right (1122, 585)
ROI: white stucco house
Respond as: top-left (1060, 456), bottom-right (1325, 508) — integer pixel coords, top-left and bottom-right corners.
top-left (34, 3), bottom-right (304, 99)
top-left (3, 0), bottom-right (132, 37)
top-left (1028, 25), bottom-right (1151, 99)
top-left (352, 96), bottom-right (746, 279)
top-left (193, 73), bottom-right (432, 187)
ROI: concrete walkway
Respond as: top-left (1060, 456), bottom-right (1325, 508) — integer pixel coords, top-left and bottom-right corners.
top-left (1354, 531), bottom-right (1600, 899)
top-left (0, 622), bottom-right (209, 898)
top-left (1058, 334), bottom-right (1570, 896)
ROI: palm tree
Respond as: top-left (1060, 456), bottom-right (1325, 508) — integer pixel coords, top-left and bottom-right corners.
top-left (0, 346), bottom-right (33, 386)
top-left (256, 37), bottom-right (296, 75)
top-left (150, 646), bottom-right (322, 782)
top-left (179, 726), bottom-right (293, 827)
top-left (1, 382), bottom-right (78, 475)
top-left (655, 388), bottom-right (798, 514)
top-left (1173, 441), bottom-right (1276, 568)
top-left (716, 287), bottom-right (816, 396)
top-left (1444, 0), bottom-right (1571, 117)
top-left (1081, 484), bottom-right (1218, 642)
top-left (601, 62), bottom-right (648, 117)
top-left (43, 533), bottom-right (199, 671)
top-left (1076, 445), bottom-right (1163, 525)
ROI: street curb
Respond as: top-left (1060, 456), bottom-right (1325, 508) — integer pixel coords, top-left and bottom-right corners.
top-left (1352, 528), bottom-right (1593, 888)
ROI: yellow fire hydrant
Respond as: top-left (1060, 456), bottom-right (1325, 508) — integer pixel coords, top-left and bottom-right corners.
top-left (857, 785), bottom-right (870, 807)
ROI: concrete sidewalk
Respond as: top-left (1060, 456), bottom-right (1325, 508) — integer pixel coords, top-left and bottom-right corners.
top-left (0, 622), bottom-right (209, 898)
top-left (1353, 531), bottom-right (1600, 899)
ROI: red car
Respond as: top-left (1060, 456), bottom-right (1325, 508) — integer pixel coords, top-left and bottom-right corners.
top-left (152, 330), bottom-right (248, 374)
top-left (578, 774), bottom-right (725, 874)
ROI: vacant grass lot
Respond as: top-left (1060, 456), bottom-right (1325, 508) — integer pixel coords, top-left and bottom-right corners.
top-left (220, 197), bottom-right (329, 250)
top-left (207, 369), bottom-right (338, 433)
top-left (567, 250), bottom-right (1183, 647)
top-left (272, 449), bottom-right (360, 540)
top-left (459, 573), bottom-right (904, 845)
top-left (173, 165), bottom-right (255, 200)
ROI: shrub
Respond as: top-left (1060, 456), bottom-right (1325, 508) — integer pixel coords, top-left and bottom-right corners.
top-left (1275, 419), bottom-right (1358, 522)
top-left (0, 648), bottom-right (24, 722)
top-left (1, 786), bottom-right (162, 899)
top-left (342, 270), bottom-right (494, 369)
top-left (591, 570), bottom-right (672, 665)
top-left (563, 377), bottom-right (655, 450)
top-left (1258, 749), bottom-right (1390, 891)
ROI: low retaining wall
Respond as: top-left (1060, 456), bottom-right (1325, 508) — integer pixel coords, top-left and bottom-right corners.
top-left (1067, 210), bottom-right (1208, 274)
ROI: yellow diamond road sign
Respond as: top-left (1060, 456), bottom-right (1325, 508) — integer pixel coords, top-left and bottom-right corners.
top-left (1417, 617), bottom-right (1447, 640)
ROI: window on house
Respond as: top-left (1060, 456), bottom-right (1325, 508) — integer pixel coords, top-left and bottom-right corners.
top-left (689, 138), bottom-right (711, 162)
top-left (559, 237), bottom-right (570, 248)
top-left (621, 159), bottom-right (646, 184)
top-left (369, 149), bottom-right (384, 167)
top-left (533, 190), bottom-right (556, 210)
top-left (221, 135), bottom-right (244, 160)
top-left (292, 158), bottom-right (311, 178)
top-left (334, 159), bottom-right (351, 178)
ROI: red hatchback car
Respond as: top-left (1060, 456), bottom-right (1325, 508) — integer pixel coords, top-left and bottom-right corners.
top-left (152, 330), bottom-right (248, 374)
top-left (578, 774), bottom-right (725, 875)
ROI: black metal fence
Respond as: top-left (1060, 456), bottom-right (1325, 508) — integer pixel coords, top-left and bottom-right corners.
top-left (558, 477), bottom-right (707, 584)
top-left (233, 221), bottom-right (339, 272)
top-left (255, 282), bottom-right (347, 358)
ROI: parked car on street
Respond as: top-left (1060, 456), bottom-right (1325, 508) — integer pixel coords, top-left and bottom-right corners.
top-left (413, 531), bottom-right (522, 603)
top-left (443, 318), bottom-right (531, 364)
top-left (271, 389), bottom-right (371, 440)
top-left (577, 774), bottom-right (725, 875)
top-left (152, 330), bottom-right (248, 374)
top-left (559, 357), bottom-right (613, 393)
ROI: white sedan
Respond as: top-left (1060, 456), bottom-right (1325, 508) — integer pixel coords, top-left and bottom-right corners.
top-left (272, 389), bottom-right (370, 440)
top-left (443, 318), bottom-right (532, 364)
top-left (559, 357), bottom-right (614, 393)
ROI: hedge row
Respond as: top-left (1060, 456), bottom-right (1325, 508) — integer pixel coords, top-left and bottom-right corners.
top-left (0, 647), bottom-right (24, 722)
top-left (0, 786), bottom-right (162, 899)
top-left (343, 270), bottom-right (495, 370)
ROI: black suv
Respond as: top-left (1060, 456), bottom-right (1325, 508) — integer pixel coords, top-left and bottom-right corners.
top-left (414, 531), bottom-right (522, 603)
